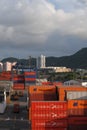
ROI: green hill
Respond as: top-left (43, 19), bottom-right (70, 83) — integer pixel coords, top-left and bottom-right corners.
top-left (1, 48), bottom-right (87, 69)
top-left (46, 48), bottom-right (87, 68)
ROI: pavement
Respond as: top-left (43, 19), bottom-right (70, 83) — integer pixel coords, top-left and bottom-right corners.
top-left (0, 101), bottom-right (31, 130)
top-left (0, 89), bottom-right (31, 130)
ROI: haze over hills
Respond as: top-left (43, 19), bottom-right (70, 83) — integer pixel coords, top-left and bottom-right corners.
top-left (1, 48), bottom-right (87, 69)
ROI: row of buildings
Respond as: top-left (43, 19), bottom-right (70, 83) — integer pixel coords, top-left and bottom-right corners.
top-left (37, 55), bottom-right (72, 73)
top-left (0, 55), bottom-right (71, 73)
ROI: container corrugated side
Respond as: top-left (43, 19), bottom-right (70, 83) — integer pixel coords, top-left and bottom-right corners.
top-left (68, 117), bottom-right (87, 125)
top-left (32, 110), bottom-right (67, 120)
top-left (66, 91), bottom-right (87, 100)
top-left (57, 85), bottom-right (87, 101)
top-left (68, 100), bottom-right (87, 116)
top-left (32, 127), bottom-right (68, 130)
top-left (68, 109), bottom-right (87, 116)
top-left (68, 100), bottom-right (87, 109)
top-left (29, 85), bottom-right (56, 94)
top-left (68, 125), bottom-right (87, 130)
top-left (32, 119), bottom-right (68, 128)
top-left (13, 83), bottom-right (25, 90)
top-left (31, 101), bottom-right (67, 111)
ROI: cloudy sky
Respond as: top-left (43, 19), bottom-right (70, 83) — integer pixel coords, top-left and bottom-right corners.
top-left (0, 0), bottom-right (87, 59)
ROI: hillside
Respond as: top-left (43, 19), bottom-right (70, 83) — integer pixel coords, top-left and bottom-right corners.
top-left (1, 48), bottom-right (87, 69)
top-left (46, 48), bottom-right (87, 68)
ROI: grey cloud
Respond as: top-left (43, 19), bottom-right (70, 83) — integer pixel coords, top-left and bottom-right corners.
top-left (0, 0), bottom-right (87, 58)
top-left (77, 0), bottom-right (87, 4)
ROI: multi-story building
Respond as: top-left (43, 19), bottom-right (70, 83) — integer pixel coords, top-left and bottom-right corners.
top-left (37, 55), bottom-right (46, 68)
top-left (3, 62), bottom-right (12, 71)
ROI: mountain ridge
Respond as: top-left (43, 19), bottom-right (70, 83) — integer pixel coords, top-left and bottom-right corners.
top-left (1, 48), bottom-right (87, 69)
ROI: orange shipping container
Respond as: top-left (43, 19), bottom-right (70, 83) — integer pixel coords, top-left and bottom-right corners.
top-left (57, 85), bottom-right (87, 101)
top-left (29, 85), bottom-right (56, 94)
top-left (68, 100), bottom-right (87, 109)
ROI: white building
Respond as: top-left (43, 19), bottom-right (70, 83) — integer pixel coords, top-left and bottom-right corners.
top-left (64, 80), bottom-right (81, 86)
top-left (43, 66), bottom-right (72, 73)
top-left (0, 62), bottom-right (3, 71)
top-left (3, 62), bottom-right (12, 71)
top-left (37, 55), bottom-right (46, 68)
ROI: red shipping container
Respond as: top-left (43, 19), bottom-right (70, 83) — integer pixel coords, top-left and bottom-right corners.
top-left (32, 127), bottom-right (67, 130)
top-left (68, 117), bottom-right (87, 125)
top-left (42, 82), bottom-right (53, 85)
top-left (68, 109), bottom-right (87, 116)
top-left (69, 125), bottom-right (87, 130)
top-left (24, 71), bottom-right (36, 75)
top-left (13, 83), bottom-right (25, 90)
top-left (31, 110), bottom-right (67, 120)
top-left (30, 94), bottom-right (57, 102)
top-left (25, 78), bottom-right (36, 81)
top-left (31, 101), bottom-right (67, 111)
top-left (32, 119), bottom-right (68, 128)
top-left (53, 82), bottom-right (63, 86)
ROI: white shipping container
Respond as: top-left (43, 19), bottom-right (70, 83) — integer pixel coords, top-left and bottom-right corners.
top-left (0, 102), bottom-right (6, 113)
top-left (66, 91), bottom-right (87, 100)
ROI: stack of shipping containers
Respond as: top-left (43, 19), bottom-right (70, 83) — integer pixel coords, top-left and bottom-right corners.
top-left (24, 71), bottom-right (36, 86)
top-left (12, 72), bottom-right (25, 90)
top-left (29, 85), bottom-right (69, 130)
top-left (57, 85), bottom-right (87, 130)
top-left (67, 91), bottom-right (87, 130)
top-left (28, 85), bottom-right (57, 122)
top-left (0, 71), bottom-right (12, 81)
top-left (31, 101), bottom-right (68, 130)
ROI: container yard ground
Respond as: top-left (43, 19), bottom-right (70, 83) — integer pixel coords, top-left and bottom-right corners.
top-left (0, 105), bottom-right (31, 130)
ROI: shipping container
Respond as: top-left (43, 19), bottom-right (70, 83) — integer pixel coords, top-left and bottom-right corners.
top-left (68, 117), bottom-right (87, 125)
top-left (25, 75), bottom-right (36, 78)
top-left (53, 82), bottom-right (63, 86)
top-left (24, 71), bottom-right (36, 75)
top-left (68, 109), bottom-right (87, 116)
top-left (68, 125), bottom-right (87, 130)
top-left (29, 85), bottom-right (56, 94)
top-left (31, 101), bottom-right (68, 121)
top-left (13, 83), bottom-right (25, 90)
top-left (42, 82), bottom-right (53, 85)
top-left (25, 78), bottom-right (36, 81)
top-left (66, 91), bottom-right (87, 100)
top-left (13, 80), bottom-right (24, 83)
top-left (68, 100), bottom-right (87, 109)
top-left (0, 102), bottom-right (6, 114)
top-left (31, 110), bottom-right (67, 120)
top-left (57, 85), bottom-right (87, 101)
top-left (32, 119), bottom-right (68, 128)
top-left (68, 100), bottom-right (87, 116)
top-left (29, 93), bottom-right (57, 105)
top-left (31, 101), bottom-right (67, 111)
top-left (32, 128), bottom-right (67, 130)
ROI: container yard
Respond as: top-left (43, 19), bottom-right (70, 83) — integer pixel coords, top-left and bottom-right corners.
top-left (0, 70), bottom-right (87, 130)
